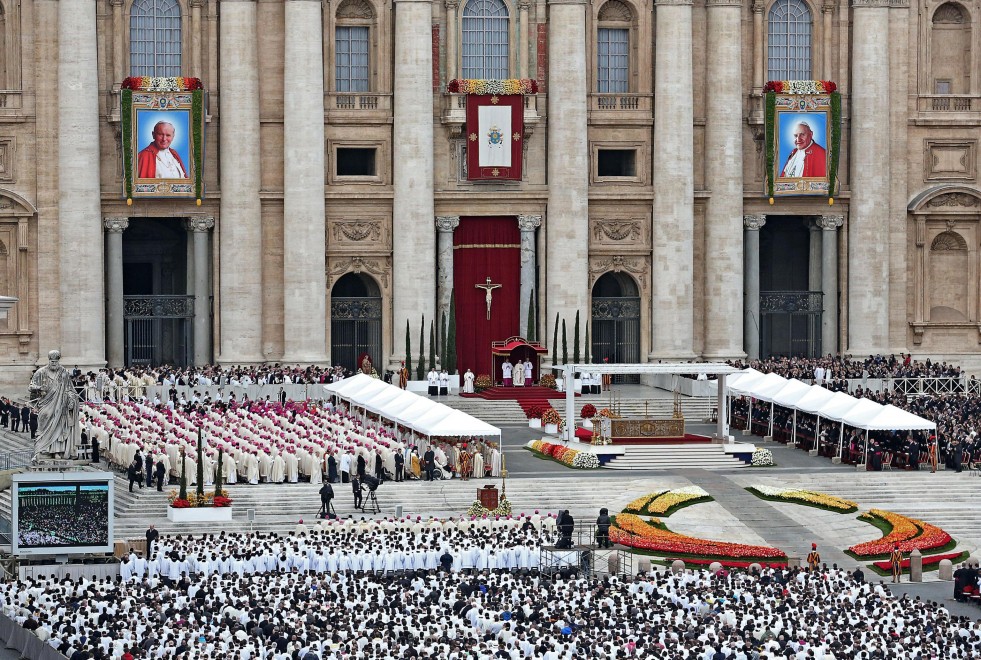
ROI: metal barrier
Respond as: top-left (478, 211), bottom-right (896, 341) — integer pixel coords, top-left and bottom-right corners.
top-left (0, 450), bottom-right (32, 471)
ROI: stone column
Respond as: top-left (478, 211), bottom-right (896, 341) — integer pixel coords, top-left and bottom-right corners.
top-left (191, 0), bottom-right (204, 79)
top-left (518, 215), bottom-right (541, 336)
top-left (651, 0), bottom-right (695, 360)
top-left (848, 0), bottom-right (891, 354)
top-left (104, 218), bottom-right (129, 368)
top-left (445, 0), bottom-right (458, 82)
top-left (743, 214), bottom-right (766, 360)
top-left (392, 0), bottom-right (436, 365)
top-left (702, 0), bottom-right (744, 360)
top-left (283, 0), bottom-right (327, 364)
top-left (752, 0), bottom-right (764, 93)
top-left (546, 0), bottom-right (589, 356)
top-left (819, 214), bottom-right (843, 356)
top-left (807, 219), bottom-right (822, 292)
top-left (59, 0), bottom-right (105, 367)
top-left (187, 217), bottom-right (215, 366)
top-left (111, 0), bottom-right (124, 85)
top-left (218, 0), bottom-right (264, 363)
top-left (518, 1), bottom-right (531, 79)
top-left (436, 216), bottom-right (460, 333)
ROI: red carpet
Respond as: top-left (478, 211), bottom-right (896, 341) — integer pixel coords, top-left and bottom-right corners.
top-left (461, 386), bottom-right (577, 417)
top-left (575, 428), bottom-right (711, 444)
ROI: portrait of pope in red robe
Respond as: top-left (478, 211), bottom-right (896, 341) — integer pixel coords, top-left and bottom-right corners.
top-left (778, 116), bottom-right (827, 179)
top-left (135, 112), bottom-right (191, 180)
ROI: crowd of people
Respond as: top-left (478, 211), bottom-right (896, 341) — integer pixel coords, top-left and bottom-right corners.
top-left (4, 519), bottom-right (981, 660)
top-left (732, 353), bottom-right (963, 383)
top-left (81, 397), bottom-right (503, 491)
top-left (15, 500), bottom-right (109, 547)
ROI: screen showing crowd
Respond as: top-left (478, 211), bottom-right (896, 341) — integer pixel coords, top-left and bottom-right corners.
top-left (16, 483), bottom-right (110, 548)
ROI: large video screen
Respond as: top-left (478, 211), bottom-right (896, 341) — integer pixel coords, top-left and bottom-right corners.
top-left (12, 473), bottom-right (114, 556)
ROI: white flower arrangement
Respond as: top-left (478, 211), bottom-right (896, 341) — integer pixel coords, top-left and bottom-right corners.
top-left (572, 452), bottom-right (600, 469)
top-left (751, 448), bottom-right (775, 467)
top-left (670, 486), bottom-right (710, 497)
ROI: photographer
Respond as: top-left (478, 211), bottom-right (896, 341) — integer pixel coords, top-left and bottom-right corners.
top-left (596, 508), bottom-right (612, 548)
top-left (318, 482), bottom-right (334, 518)
top-left (557, 510), bottom-right (574, 548)
top-left (352, 476), bottom-right (362, 509)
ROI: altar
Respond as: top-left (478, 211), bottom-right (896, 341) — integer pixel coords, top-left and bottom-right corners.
top-left (597, 399), bottom-right (687, 444)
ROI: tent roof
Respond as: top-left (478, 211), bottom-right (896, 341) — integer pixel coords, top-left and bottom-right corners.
top-left (813, 391), bottom-right (864, 421)
top-left (324, 376), bottom-right (501, 437)
top-left (769, 379), bottom-right (814, 408)
top-left (857, 404), bottom-right (937, 431)
top-left (791, 386), bottom-right (839, 414)
top-left (725, 368), bottom-right (765, 391)
top-left (838, 399), bottom-right (885, 427)
top-left (739, 373), bottom-right (789, 400)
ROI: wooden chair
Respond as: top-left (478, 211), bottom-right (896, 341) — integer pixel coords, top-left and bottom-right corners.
top-left (881, 452), bottom-right (893, 471)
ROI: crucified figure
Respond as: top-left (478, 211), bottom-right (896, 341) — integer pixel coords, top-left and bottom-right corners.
top-left (475, 277), bottom-right (502, 320)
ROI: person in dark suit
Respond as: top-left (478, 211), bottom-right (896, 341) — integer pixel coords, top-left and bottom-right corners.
top-left (91, 436), bottom-right (100, 463)
top-left (423, 448), bottom-right (436, 481)
top-left (318, 483), bottom-right (334, 517)
top-left (356, 454), bottom-right (366, 479)
top-left (145, 455), bottom-right (154, 486)
top-left (28, 411), bottom-right (38, 439)
top-left (394, 452), bottom-right (404, 482)
top-left (134, 452), bottom-right (145, 488)
top-left (327, 453), bottom-right (338, 483)
top-left (155, 460), bottom-right (166, 491)
top-left (352, 476), bottom-right (363, 509)
top-left (145, 524), bottom-right (159, 554)
top-left (10, 402), bottom-right (19, 432)
top-left (19, 404), bottom-right (30, 434)
top-left (128, 461), bottom-right (140, 492)
top-left (0, 399), bottom-right (9, 428)
top-left (374, 453), bottom-right (384, 482)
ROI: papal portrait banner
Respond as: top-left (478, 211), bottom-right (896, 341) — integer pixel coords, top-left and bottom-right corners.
top-left (120, 77), bottom-right (206, 204)
top-left (764, 80), bottom-right (841, 203)
top-left (449, 79), bottom-right (538, 182)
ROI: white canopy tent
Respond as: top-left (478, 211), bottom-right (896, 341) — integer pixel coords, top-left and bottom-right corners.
top-left (324, 375), bottom-right (501, 439)
top-left (860, 404), bottom-right (937, 432)
top-left (767, 379), bottom-right (814, 441)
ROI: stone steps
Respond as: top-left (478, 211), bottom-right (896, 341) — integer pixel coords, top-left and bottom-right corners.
top-left (604, 445), bottom-right (747, 471)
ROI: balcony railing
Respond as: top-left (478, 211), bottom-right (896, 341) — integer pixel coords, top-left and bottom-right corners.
top-left (589, 94), bottom-right (652, 114)
top-left (326, 93), bottom-right (392, 113)
top-left (918, 95), bottom-right (977, 112)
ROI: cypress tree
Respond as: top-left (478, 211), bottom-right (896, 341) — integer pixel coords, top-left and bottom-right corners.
top-left (214, 447), bottom-right (224, 498)
top-left (405, 319), bottom-right (412, 379)
top-left (573, 311), bottom-right (581, 365)
top-left (440, 311), bottom-right (447, 368)
top-left (178, 450), bottom-right (188, 502)
top-left (584, 321), bottom-right (591, 365)
top-left (527, 291), bottom-right (536, 342)
top-left (196, 428), bottom-right (205, 500)
top-left (417, 316), bottom-right (426, 380)
top-left (429, 320), bottom-right (436, 370)
top-left (446, 290), bottom-right (458, 373)
top-left (561, 319), bottom-right (568, 365)
top-left (551, 313), bottom-right (559, 364)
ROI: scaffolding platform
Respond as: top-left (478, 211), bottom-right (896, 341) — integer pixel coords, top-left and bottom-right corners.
top-left (539, 523), bottom-right (633, 578)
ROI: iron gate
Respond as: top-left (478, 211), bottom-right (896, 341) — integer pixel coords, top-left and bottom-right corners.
top-left (331, 296), bottom-right (382, 373)
top-left (591, 296), bottom-right (641, 384)
top-left (760, 291), bottom-right (822, 358)
top-left (124, 295), bottom-right (194, 367)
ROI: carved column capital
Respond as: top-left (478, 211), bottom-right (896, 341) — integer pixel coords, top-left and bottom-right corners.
top-left (435, 216), bottom-right (460, 232)
top-left (104, 217), bottom-right (130, 234)
top-left (817, 214), bottom-right (844, 231)
top-left (445, 0), bottom-right (460, 8)
top-left (517, 0), bottom-right (532, 9)
top-left (186, 216), bottom-right (216, 233)
top-left (517, 215), bottom-right (543, 231)
top-left (743, 214), bottom-right (766, 231)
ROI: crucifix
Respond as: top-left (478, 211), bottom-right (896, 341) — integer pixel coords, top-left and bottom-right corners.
top-left (475, 277), bottom-right (502, 320)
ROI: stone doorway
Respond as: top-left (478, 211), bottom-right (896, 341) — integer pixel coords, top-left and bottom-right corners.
top-left (330, 272), bottom-right (383, 373)
top-left (591, 272), bottom-right (641, 384)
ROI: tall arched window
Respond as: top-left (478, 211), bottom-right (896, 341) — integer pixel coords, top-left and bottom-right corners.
top-left (767, 0), bottom-right (811, 81)
top-left (461, 0), bottom-right (509, 80)
top-left (597, 0), bottom-right (633, 93)
top-left (130, 0), bottom-right (182, 77)
top-left (931, 3), bottom-right (970, 94)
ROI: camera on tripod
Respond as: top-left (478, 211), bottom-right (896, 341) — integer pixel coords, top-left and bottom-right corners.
top-left (361, 475), bottom-right (380, 492)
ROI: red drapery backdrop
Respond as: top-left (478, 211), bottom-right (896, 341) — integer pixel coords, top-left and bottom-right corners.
top-left (453, 217), bottom-right (520, 378)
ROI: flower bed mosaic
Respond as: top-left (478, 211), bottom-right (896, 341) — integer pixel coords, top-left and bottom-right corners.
top-left (610, 513), bottom-right (787, 560)
top-left (847, 509), bottom-right (954, 558)
top-left (869, 550), bottom-right (969, 575)
top-left (746, 486), bottom-right (858, 513)
top-left (527, 440), bottom-right (599, 469)
top-left (623, 487), bottom-right (712, 516)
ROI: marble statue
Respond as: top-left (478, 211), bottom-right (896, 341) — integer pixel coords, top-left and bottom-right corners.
top-left (28, 350), bottom-right (81, 461)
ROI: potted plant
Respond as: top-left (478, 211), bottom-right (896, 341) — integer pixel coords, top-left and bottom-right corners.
top-left (475, 374), bottom-right (493, 392)
top-left (539, 373), bottom-right (557, 390)
top-left (167, 444), bottom-right (235, 522)
top-left (581, 403), bottom-right (597, 429)
top-left (541, 408), bottom-right (562, 435)
top-left (527, 404), bottom-right (544, 429)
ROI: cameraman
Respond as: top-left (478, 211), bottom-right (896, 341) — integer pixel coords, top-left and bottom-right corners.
top-left (352, 475), bottom-right (363, 509)
top-left (596, 508), bottom-right (612, 548)
top-left (318, 482), bottom-right (334, 518)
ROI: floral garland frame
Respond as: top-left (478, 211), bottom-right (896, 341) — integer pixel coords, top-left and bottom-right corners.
top-left (120, 77), bottom-right (205, 204)
top-left (448, 79), bottom-right (539, 95)
top-left (763, 80), bottom-right (841, 202)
